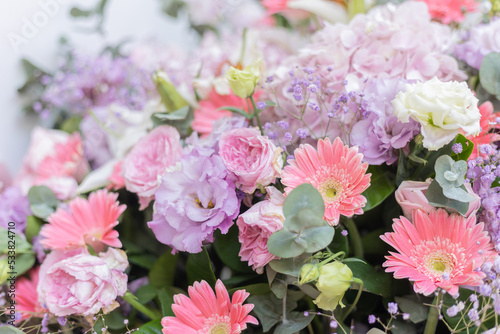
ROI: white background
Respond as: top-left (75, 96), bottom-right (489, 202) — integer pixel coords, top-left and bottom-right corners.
top-left (0, 0), bottom-right (195, 176)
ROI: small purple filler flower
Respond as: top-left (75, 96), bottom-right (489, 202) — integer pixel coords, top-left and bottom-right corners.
top-left (148, 146), bottom-right (240, 253)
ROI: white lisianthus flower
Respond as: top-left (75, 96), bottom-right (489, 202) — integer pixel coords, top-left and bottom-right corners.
top-left (392, 77), bottom-right (481, 150)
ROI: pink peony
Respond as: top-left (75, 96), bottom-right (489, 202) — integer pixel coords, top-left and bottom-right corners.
top-left (40, 189), bottom-right (126, 252)
top-left (282, 137), bottom-right (371, 226)
top-left (16, 267), bottom-right (45, 321)
top-left (417, 0), bottom-right (478, 24)
top-left (162, 279), bottom-right (258, 334)
top-left (395, 179), bottom-right (481, 222)
top-left (237, 187), bottom-right (285, 273)
top-left (122, 125), bottom-right (183, 209)
top-left (381, 209), bottom-right (495, 296)
top-left (219, 127), bottom-right (283, 193)
top-left (16, 127), bottom-right (89, 200)
top-left (191, 89), bottom-right (254, 136)
top-left (37, 247), bottom-right (128, 317)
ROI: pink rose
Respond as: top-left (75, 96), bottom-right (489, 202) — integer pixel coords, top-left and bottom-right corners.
top-left (237, 187), bottom-right (285, 273)
top-left (38, 247), bottom-right (128, 317)
top-left (396, 179), bottom-right (480, 222)
top-left (219, 127), bottom-right (283, 193)
top-left (122, 125), bottom-right (182, 209)
top-left (16, 127), bottom-right (89, 200)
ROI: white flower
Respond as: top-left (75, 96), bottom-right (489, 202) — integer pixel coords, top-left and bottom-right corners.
top-left (392, 77), bottom-right (481, 150)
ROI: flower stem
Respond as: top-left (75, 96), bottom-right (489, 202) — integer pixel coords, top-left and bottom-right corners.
top-left (338, 278), bottom-right (363, 323)
top-left (249, 95), bottom-right (263, 134)
top-left (122, 291), bottom-right (162, 320)
top-left (423, 291), bottom-right (442, 334)
top-left (345, 218), bottom-right (363, 259)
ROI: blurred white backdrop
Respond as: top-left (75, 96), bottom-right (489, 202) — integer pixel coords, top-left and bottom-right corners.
top-left (0, 0), bottom-right (196, 176)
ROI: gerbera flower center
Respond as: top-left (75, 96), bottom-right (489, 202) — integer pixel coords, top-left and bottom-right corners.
top-left (319, 178), bottom-right (343, 203)
top-left (424, 250), bottom-right (454, 276)
top-left (200, 315), bottom-right (231, 334)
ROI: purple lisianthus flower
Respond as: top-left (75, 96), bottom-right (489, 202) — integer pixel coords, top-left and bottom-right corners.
top-left (0, 186), bottom-right (31, 234)
top-left (350, 78), bottom-right (419, 165)
top-left (148, 146), bottom-right (240, 253)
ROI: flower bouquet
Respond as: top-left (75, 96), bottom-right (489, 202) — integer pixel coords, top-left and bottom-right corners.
top-left (4, 0), bottom-right (500, 333)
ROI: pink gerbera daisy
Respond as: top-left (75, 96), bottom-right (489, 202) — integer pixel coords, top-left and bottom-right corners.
top-left (162, 280), bottom-right (258, 334)
top-left (467, 101), bottom-right (500, 160)
top-left (281, 137), bottom-right (371, 226)
top-left (16, 267), bottom-right (45, 321)
top-left (40, 189), bottom-right (126, 252)
top-left (381, 209), bottom-right (495, 296)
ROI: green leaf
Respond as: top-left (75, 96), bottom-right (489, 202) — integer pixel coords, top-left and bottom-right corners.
top-left (152, 106), bottom-right (190, 121)
top-left (103, 309), bottom-right (126, 330)
top-left (451, 134), bottom-right (474, 161)
top-left (70, 7), bottom-right (93, 17)
top-left (425, 180), bottom-right (469, 215)
top-left (390, 320), bottom-right (418, 334)
top-left (153, 71), bottom-right (189, 112)
top-left (301, 226), bottom-right (335, 253)
top-left (346, 262), bottom-right (391, 297)
top-left (269, 253), bottom-right (311, 277)
top-left (362, 165), bottom-right (395, 211)
top-left (27, 186), bottom-right (59, 219)
top-left (273, 312), bottom-right (314, 334)
top-left (0, 228), bottom-right (35, 277)
top-left (128, 254), bottom-right (157, 270)
top-left (186, 248), bottom-right (217, 287)
top-left (0, 326), bottom-right (28, 334)
top-left (442, 288), bottom-right (475, 329)
top-left (217, 106), bottom-right (252, 119)
top-left (213, 226), bottom-right (253, 273)
top-left (149, 251), bottom-right (178, 289)
top-left (248, 294), bottom-right (298, 332)
top-left (135, 319), bottom-right (163, 334)
top-left (157, 287), bottom-right (177, 317)
top-left (267, 230), bottom-right (307, 258)
top-left (229, 283), bottom-right (271, 296)
top-left (286, 209), bottom-right (327, 232)
top-left (282, 184), bottom-right (325, 219)
top-left (136, 284), bottom-right (158, 304)
top-left (25, 216), bottom-right (42, 243)
top-left (479, 52), bottom-right (500, 99)
top-left (60, 116), bottom-right (83, 133)
top-left (395, 296), bottom-right (429, 323)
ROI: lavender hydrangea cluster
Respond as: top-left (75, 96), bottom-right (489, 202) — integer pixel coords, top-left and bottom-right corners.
top-left (38, 53), bottom-right (156, 116)
top-left (0, 186), bottom-right (31, 234)
top-left (147, 146), bottom-right (240, 253)
top-left (349, 78), bottom-right (420, 165)
top-left (467, 144), bottom-right (500, 250)
top-left (455, 18), bottom-right (500, 70)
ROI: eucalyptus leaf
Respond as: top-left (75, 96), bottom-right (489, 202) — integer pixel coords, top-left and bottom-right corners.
top-left (267, 230), bottom-right (307, 258)
top-left (27, 186), bottom-right (59, 219)
top-left (286, 208), bottom-right (327, 232)
top-left (425, 180), bottom-right (469, 215)
top-left (282, 184), bottom-right (325, 219)
top-left (269, 253), bottom-right (311, 277)
top-left (300, 226), bottom-right (335, 253)
top-left (0, 326), bottom-right (28, 334)
top-left (479, 52), bottom-right (500, 98)
top-left (273, 312), bottom-right (314, 334)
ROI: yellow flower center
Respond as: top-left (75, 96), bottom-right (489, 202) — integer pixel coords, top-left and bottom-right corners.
top-left (319, 178), bottom-right (343, 203)
top-left (424, 250), bottom-right (454, 277)
top-left (202, 315), bottom-right (231, 334)
top-left (195, 198), bottom-right (215, 209)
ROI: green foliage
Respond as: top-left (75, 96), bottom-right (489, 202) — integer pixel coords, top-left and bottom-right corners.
top-left (186, 247), bottom-right (217, 287)
top-left (480, 52), bottom-right (500, 99)
top-left (268, 184), bottom-right (334, 259)
top-left (27, 186), bottom-right (59, 219)
top-left (213, 226), bottom-right (253, 273)
top-left (149, 251), bottom-right (178, 289)
top-left (346, 262), bottom-right (391, 298)
top-left (395, 295), bottom-right (429, 323)
top-left (0, 227), bottom-right (35, 279)
top-left (425, 180), bottom-right (469, 215)
top-left (362, 165), bottom-right (396, 211)
top-left (451, 134), bottom-right (474, 161)
top-left (25, 216), bottom-right (42, 243)
top-left (135, 319), bottom-right (163, 334)
top-left (434, 155), bottom-right (473, 202)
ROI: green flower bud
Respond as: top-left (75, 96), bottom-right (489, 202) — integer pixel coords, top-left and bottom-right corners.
top-left (299, 264), bottom-right (320, 284)
top-left (225, 60), bottom-right (260, 98)
top-left (313, 261), bottom-right (353, 311)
